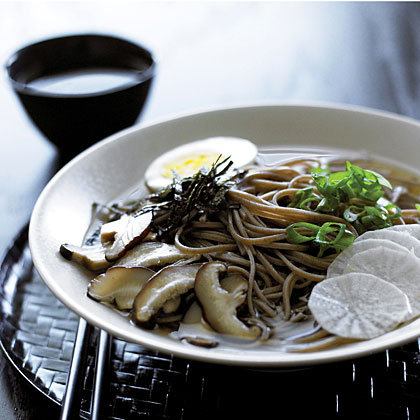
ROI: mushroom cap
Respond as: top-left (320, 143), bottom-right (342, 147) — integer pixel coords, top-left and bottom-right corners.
top-left (195, 262), bottom-right (261, 339)
top-left (133, 264), bottom-right (202, 327)
top-left (88, 265), bottom-right (154, 310)
top-left (100, 214), bottom-right (132, 243)
top-left (59, 243), bottom-right (112, 271)
top-left (116, 241), bottom-right (200, 268)
top-left (105, 212), bottom-right (153, 261)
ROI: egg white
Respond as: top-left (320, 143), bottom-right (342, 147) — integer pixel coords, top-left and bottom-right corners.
top-left (144, 137), bottom-right (258, 192)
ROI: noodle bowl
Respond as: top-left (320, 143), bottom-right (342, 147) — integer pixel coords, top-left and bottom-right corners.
top-left (29, 104), bottom-right (420, 366)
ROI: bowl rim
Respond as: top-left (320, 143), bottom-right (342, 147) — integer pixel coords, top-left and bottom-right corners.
top-left (58, 99), bottom-right (420, 165)
top-left (28, 101), bottom-right (420, 367)
top-left (4, 32), bottom-right (156, 99)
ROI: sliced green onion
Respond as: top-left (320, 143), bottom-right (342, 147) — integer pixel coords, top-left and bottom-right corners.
top-left (288, 187), bottom-right (315, 208)
top-left (311, 161), bottom-right (393, 214)
top-left (286, 222), bottom-right (355, 256)
top-left (343, 205), bottom-right (365, 223)
top-left (285, 222), bottom-right (320, 244)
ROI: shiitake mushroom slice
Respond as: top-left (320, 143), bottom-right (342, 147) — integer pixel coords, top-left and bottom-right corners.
top-left (88, 266), bottom-right (154, 310)
top-left (195, 262), bottom-right (261, 339)
top-left (133, 264), bottom-right (202, 329)
top-left (105, 212), bottom-right (153, 261)
top-left (60, 243), bottom-right (112, 272)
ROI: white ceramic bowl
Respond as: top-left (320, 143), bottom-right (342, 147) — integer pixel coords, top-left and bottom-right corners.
top-left (29, 103), bottom-right (420, 368)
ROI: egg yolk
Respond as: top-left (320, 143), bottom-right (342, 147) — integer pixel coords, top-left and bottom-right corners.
top-left (161, 152), bottom-right (223, 179)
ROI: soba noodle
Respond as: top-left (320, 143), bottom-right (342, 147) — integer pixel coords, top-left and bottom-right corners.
top-left (162, 158), bottom-right (343, 333)
top-left (81, 154), bottom-right (420, 348)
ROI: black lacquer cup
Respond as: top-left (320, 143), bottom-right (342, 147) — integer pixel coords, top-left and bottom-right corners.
top-left (5, 33), bottom-right (156, 163)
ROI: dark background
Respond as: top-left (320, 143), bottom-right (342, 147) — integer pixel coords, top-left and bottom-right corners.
top-left (1, 1), bottom-right (420, 418)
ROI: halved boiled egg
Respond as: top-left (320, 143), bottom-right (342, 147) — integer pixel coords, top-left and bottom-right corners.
top-left (144, 137), bottom-right (258, 192)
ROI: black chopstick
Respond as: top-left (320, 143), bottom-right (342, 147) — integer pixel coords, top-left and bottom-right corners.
top-left (59, 318), bottom-right (112, 420)
top-left (60, 318), bottom-right (92, 420)
top-left (90, 329), bottom-right (112, 420)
